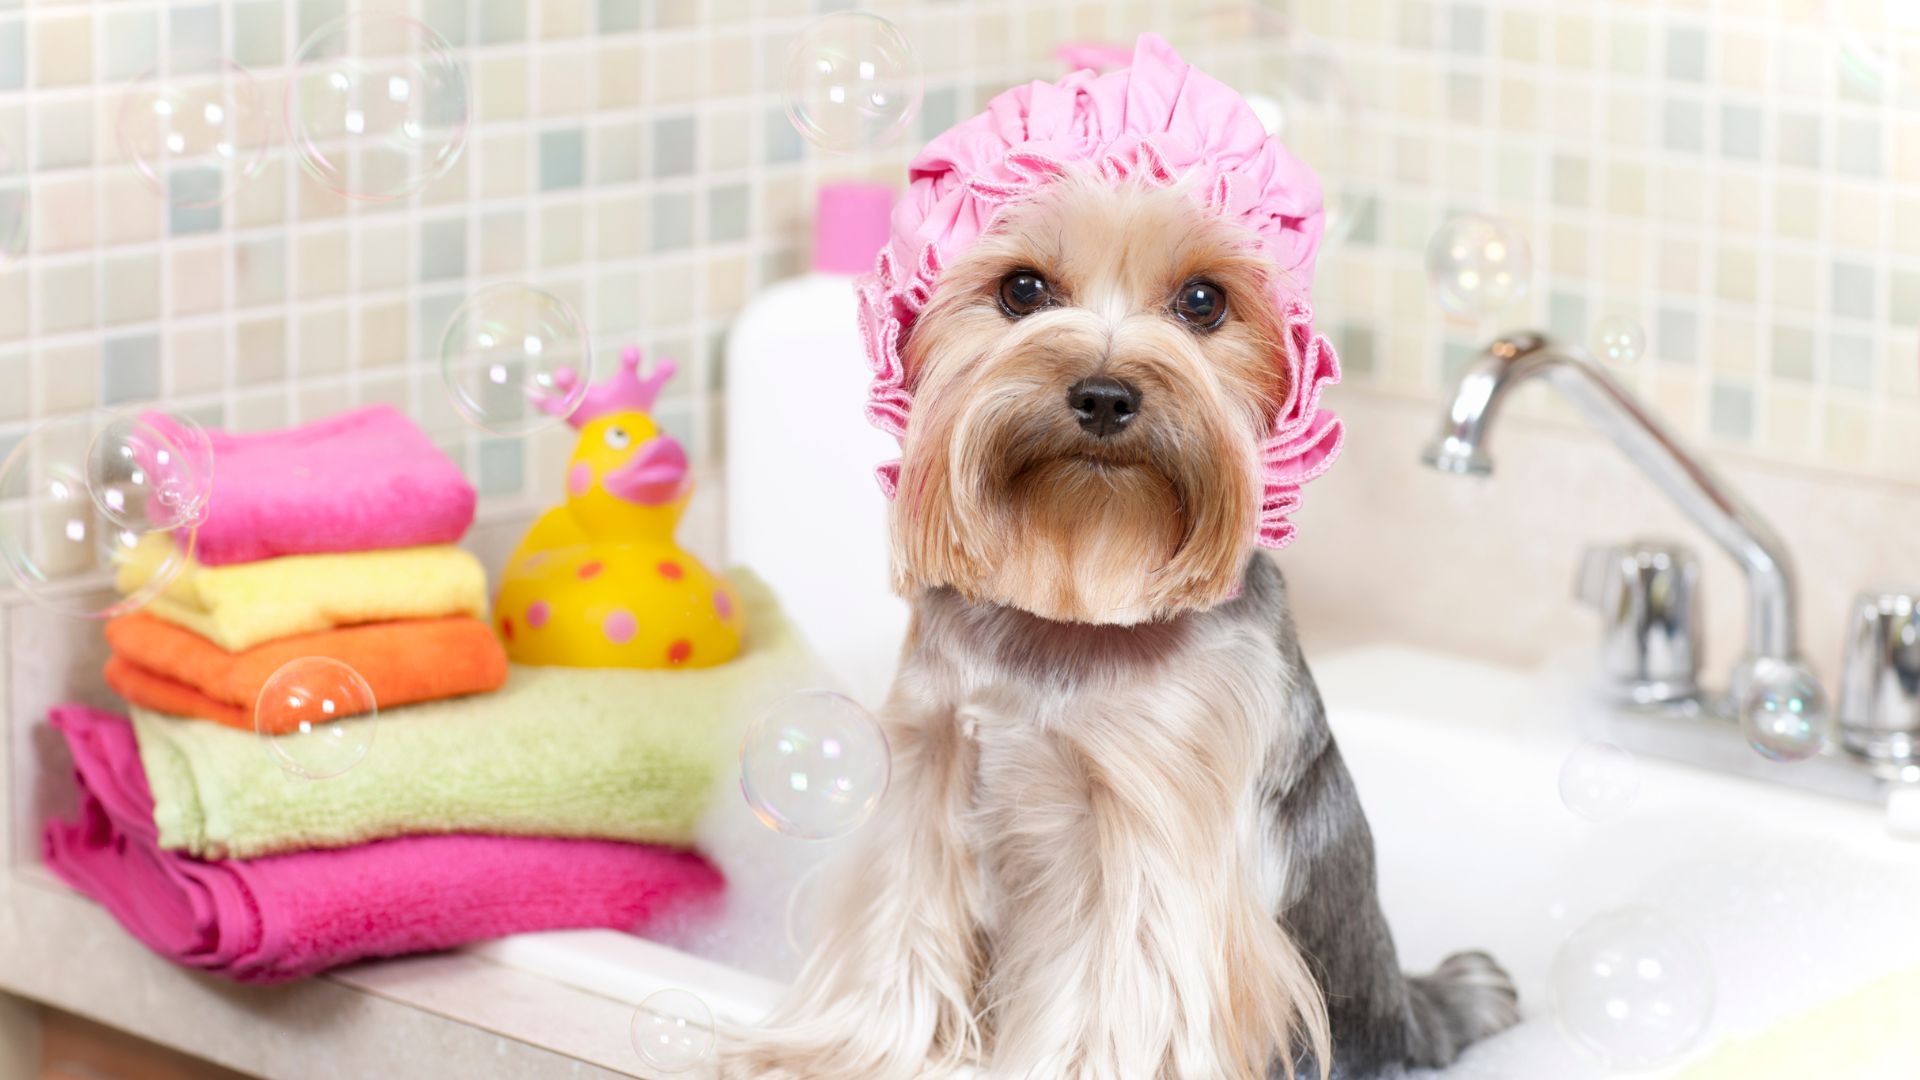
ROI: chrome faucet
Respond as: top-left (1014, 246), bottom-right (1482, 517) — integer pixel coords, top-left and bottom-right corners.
top-left (1419, 331), bottom-right (1908, 803)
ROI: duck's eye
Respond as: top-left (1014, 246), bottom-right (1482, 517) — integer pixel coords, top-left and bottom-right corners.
top-left (997, 271), bottom-right (1054, 318)
top-left (1172, 281), bottom-right (1227, 330)
top-left (604, 427), bottom-right (631, 451)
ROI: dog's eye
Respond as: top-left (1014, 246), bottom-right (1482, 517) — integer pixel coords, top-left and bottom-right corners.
top-left (997, 272), bottom-right (1054, 318)
top-left (1172, 281), bottom-right (1227, 330)
top-left (604, 426), bottom-right (631, 451)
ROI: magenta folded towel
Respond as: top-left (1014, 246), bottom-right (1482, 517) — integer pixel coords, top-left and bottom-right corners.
top-left (153, 405), bottom-right (476, 566)
top-left (42, 705), bottom-right (724, 983)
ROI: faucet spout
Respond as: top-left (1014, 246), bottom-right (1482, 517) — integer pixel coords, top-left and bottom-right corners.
top-left (1420, 331), bottom-right (1799, 664)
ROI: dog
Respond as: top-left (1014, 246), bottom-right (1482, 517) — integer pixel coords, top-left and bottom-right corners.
top-left (719, 170), bottom-right (1519, 1080)
top-left (721, 36), bottom-right (1519, 1080)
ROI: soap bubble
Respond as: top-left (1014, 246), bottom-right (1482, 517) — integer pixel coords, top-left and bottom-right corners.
top-left (1209, 13), bottom-right (1366, 249)
top-left (1551, 907), bottom-right (1715, 1069)
top-left (1255, 59), bottom-right (1366, 247)
top-left (1425, 214), bottom-right (1531, 316)
top-left (1828, 0), bottom-right (1920, 96)
top-left (0, 136), bottom-right (25, 266)
top-left (440, 284), bottom-right (594, 436)
top-left (630, 988), bottom-right (714, 1073)
top-left (117, 60), bottom-right (270, 208)
top-left (1558, 741), bottom-right (1641, 822)
top-left (287, 12), bottom-right (469, 202)
top-left (0, 410), bottom-right (199, 619)
top-left (740, 690), bottom-right (890, 841)
top-left (86, 411), bottom-right (215, 533)
top-left (1740, 663), bottom-right (1828, 763)
top-left (782, 12), bottom-right (923, 153)
top-left (255, 657), bottom-right (378, 780)
top-left (1591, 316), bottom-right (1646, 365)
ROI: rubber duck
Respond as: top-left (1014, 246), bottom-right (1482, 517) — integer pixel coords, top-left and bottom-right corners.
top-left (495, 346), bottom-right (744, 669)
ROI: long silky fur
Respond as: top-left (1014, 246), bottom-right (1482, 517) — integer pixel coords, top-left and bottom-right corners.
top-left (719, 176), bottom-right (1516, 1080)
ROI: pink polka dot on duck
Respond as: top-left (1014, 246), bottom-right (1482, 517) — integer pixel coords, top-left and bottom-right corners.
top-left (567, 463), bottom-right (593, 496)
top-left (603, 610), bottom-right (637, 645)
top-left (526, 601), bottom-right (550, 629)
top-left (713, 590), bottom-right (733, 619)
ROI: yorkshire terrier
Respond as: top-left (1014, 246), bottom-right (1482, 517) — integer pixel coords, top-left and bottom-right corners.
top-left (723, 36), bottom-right (1518, 1080)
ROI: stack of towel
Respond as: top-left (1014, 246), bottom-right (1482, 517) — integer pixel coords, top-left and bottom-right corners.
top-left (42, 406), bottom-right (810, 982)
top-left (100, 405), bottom-right (505, 726)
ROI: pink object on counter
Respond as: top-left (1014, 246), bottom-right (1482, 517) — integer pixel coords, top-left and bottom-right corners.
top-left (152, 405), bottom-right (476, 566)
top-left (856, 33), bottom-right (1343, 549)
top-left (813, 182), bottom-right (896, 275)
top-left (41, 705), bottom-right (724, 984)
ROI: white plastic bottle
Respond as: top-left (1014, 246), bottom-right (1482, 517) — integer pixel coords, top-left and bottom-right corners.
top-left (725, 183), bottom-right (909, 705)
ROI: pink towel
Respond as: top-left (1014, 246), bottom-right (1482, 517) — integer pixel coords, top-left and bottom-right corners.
top-left (42, 705), bottom-right (723, 984)
top-left (153, 405), bottom-right (476, 566)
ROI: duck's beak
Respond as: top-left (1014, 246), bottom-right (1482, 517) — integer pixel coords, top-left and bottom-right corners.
top-left (602, 435), bottom-right (689, 506)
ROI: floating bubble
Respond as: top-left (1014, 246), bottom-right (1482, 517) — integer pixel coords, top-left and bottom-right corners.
top-left (1425, 214), bottom-right (1532, 316)
top-left (1551, 907), bottom-right (1715, 1069)
top-left (0, 410), bottom-right (199, 619)
top-left (86, 411), bottom-right (215, 533)
top-left (1558, 741), bottom-right (1640, 823)
top-left (782, 12), bottom-right (923, 153)
top-left (255, 657), bottom-right (378, 780)
top-left (1828, 0), bottom-right (1920, 96)
top-left (287, 12), bottom-right (469, 201)
top-left (1228, 26), bottom-right (1367, 248)
top-left (1591, 316), bottom-right (1646, 365)
top-left (1740, 663), bottom-right (1828, 763)
top-left (0, 136), bottom-right (25, 266)
top-left (740, 690), bottom-right (890, 841)
top-left (630, 988), bottom-right (714, 1074)
top-left (117, 60), bottom-right (270, 208)
top-left (439, 284), bottom-right (594, 436)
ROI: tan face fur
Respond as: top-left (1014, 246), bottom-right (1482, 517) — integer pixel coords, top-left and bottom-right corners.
top-left (891, 175), bottom-right (1291, 624)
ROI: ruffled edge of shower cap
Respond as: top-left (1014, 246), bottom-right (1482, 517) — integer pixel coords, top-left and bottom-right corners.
top-left (855, 32), bottom-right (1342, 549)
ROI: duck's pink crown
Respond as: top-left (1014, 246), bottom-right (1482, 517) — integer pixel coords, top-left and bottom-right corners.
top-left (536, 345), bottom-right (677, 429)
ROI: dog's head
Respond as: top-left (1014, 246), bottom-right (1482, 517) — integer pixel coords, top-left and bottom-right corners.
top-left (889, 174), bottom-right (1292, 625)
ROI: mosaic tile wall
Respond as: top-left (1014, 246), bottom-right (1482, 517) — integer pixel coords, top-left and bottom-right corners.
top-left (0, 0), bottom-right (1912, 548)
top-left (0, 0), bottom-right (1269, 533)
top-left (1277, 0), bottom-right (1920, 485)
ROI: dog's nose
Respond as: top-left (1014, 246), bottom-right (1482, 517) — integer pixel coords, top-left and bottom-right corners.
top-left (1067, 376), bottom-right (1142, 437)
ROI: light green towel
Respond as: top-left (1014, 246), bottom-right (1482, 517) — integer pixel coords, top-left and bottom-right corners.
top-left (134, 572), bottom-right (821, 859)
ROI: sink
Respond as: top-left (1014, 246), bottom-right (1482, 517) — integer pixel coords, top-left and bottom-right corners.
top-left (472, 644), bottom-right (1920, 1077)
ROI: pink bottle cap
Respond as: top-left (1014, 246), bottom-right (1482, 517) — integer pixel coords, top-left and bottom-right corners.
top-left (812, 182), bottom-right (895, 275)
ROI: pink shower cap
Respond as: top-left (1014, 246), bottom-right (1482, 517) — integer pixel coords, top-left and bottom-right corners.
top-left (857, 32), bottom-right (1343, 549)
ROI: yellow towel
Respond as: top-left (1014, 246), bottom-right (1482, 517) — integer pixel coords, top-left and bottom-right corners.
top-left (1676, 969), bottom-right (1920, 1080)
top-left (117, 535), bottom-right (488, 652)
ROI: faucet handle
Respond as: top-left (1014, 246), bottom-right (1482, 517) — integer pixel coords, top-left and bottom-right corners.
top-left (1837, 588), bottom-right (1920, 769)
top-left (1575, 540), bottom-right (1703, 706)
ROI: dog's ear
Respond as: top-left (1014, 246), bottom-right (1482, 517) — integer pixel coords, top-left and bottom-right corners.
top-left (889, 424), bottom-right (987, 600)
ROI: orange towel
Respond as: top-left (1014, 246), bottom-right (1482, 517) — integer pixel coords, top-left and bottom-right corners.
top-left (103, 614), bottom-right (508, 731)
